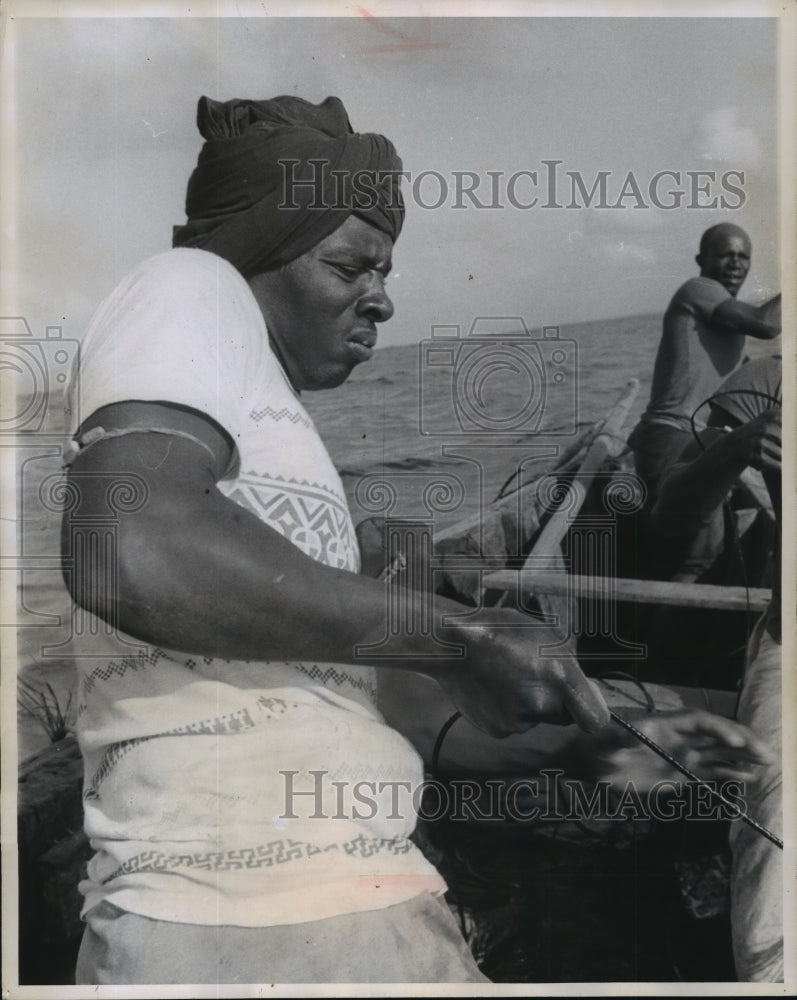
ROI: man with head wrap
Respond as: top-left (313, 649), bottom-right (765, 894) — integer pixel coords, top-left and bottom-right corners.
top-left (63, 96), bottom-right (765, 985)
top-left (173, 95), bottom-right (405, 278)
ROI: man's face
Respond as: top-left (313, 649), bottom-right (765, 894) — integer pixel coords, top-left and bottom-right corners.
top-left (696, 232), bottom-right (751, 297)
top-left (249, 215), bottom-right (394, 391)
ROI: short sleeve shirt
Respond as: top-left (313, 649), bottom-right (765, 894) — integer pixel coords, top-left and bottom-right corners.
top-left (67, 249), bottom-right (445, 928)
top-left (646, 276), bottom-right (743, 429)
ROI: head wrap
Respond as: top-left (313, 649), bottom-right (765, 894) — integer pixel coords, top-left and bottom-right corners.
top-left (172, 95), bottom-right (404, 276)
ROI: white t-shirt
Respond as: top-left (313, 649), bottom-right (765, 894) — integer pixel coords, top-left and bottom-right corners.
top-left (68, 248), bottom-right (444, 927)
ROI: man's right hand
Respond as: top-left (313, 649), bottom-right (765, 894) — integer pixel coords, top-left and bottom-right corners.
top-left (760, 293), bottom-right (781, 327)
top-left (434, 613), bottom-right (610, 738)
top-left (734, 408), bottom-right (781, 472)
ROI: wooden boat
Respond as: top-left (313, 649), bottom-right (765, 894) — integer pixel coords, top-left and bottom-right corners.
top-left (409, 379), bottom-right (776, 980)
top-left (17, 378), bottom-right (773, 984)
top-left (433, 378), bottom-right (770, 616)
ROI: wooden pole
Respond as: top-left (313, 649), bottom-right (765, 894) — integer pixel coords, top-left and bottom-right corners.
top-left (523, 378), bottom-right (639, 564)
top-left (482, 569), bottom-right (771, 614)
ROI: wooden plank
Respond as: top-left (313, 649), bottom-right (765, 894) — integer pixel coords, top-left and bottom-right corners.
top-left (523, 378), bottom-right (639, 562)
top-left (483, 569), bottom-right (772, 613)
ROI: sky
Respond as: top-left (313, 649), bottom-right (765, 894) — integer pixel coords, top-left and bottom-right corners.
top-left (1, 4), bottom-right (786, 349)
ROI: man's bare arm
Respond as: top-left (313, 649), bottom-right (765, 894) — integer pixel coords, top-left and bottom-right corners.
top-left (63, 401), bottom-right (610, 738)
top-left (711, 293), bottom-right (781, 339)
top-left (378, 669), bottom-right (771, 788)
top-left (650, 408), bottom-right (781, 536)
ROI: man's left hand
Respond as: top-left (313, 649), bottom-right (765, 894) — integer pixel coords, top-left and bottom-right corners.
top-left (567, 708), bottom-right (772, 792)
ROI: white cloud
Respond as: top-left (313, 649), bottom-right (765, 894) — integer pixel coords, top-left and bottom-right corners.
top-left (694, 107), bottom-right (763, 168)
top-left (599, 239), bottom-right (657, 265)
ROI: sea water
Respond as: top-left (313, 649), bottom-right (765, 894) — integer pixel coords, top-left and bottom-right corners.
top-left (15, 314), bottom-right (661, 759)
top-left (305, 314), bottom-right (658, 525)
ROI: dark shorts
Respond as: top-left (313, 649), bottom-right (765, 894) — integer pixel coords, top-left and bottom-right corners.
top-left (628, 419), bottom-right (692, 504)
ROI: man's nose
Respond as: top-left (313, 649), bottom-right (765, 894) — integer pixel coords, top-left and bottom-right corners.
top-left (357, 273), bottom-right (394, 323)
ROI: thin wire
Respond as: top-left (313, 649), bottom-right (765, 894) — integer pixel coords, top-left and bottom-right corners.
top-left (597, 671), bottom-right (656, 714)
top-left (608, 709), bottom-right (782, 850)
top-left (431, 710), bottom-right (462, 776)
top-left (688, 388), bottom-right (782, 450)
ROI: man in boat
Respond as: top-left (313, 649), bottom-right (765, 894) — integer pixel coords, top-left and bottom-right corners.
top-left (640, 346), bottom-right (780, 689)
top-left (649, 355), bottom-right (783, 981)
top-left (628, 223), bottom-right (780, 506)
top-left (62, 95), bottom-right (768, 985)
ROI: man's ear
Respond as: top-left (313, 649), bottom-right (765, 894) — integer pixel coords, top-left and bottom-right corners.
top-left (695, 253), bottom-right (703, 268)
